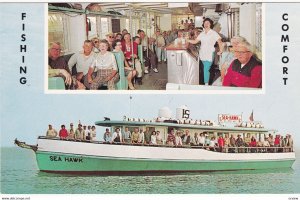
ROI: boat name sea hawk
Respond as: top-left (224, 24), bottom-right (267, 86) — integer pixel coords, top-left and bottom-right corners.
top-left (50, 156), bottom-right (83, 163)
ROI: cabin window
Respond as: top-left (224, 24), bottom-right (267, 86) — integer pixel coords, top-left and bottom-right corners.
top-left (87, 16), bottom-right (98, 39)
top-left (100, 17), bottom-right (109, 39)
top-left (48, 12), bottom-right (70, 52)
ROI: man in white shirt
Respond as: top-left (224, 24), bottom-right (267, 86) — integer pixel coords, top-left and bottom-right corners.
top-left (138, 129), bottom-right (145, 144)
top-left (68, 40), bottom-right (96, 84)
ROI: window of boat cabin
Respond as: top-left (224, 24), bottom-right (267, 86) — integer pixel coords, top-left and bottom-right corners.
top-left (48, 12), bottom-right (70, 53)
top-left (86, 16), bottom-right (111, 40)
top-left (87, 16), bottom-right (97, 39)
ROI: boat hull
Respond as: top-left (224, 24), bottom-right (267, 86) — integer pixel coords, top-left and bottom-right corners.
top-left (35, 138), bottom-right (296, 174)
top-left (36, 151), bottom-right (295, 174)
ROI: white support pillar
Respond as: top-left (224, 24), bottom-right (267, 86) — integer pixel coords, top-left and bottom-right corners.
top-left (239, 3), bottom-right (256, 46)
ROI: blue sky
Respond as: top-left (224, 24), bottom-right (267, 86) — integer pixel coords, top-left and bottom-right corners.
top-left (1, 3), bottom-right (300, 149)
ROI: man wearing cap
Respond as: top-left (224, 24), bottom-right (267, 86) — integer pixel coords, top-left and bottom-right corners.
top-left (106, 32), bottom-right (115, 51)
top-left (46, 124), bottom-right (58, 138)
top-left (68, 123), bottom-right (75, 139)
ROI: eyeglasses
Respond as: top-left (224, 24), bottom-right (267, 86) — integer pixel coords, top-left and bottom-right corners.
top-left (94, 41), bottom-right (99, 44)
top-left (51, 48), bottom-right (61, 52)
top-left (234, 51), bottom-right (250, 54)
top-left (108, 36), bottom-right (113, 38)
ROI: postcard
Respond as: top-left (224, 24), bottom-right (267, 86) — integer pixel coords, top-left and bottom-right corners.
top-left (0, 2), bottom-right (300, 200)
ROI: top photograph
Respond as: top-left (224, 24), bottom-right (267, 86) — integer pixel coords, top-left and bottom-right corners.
top-left (47, 2), bottom-right (262, 91)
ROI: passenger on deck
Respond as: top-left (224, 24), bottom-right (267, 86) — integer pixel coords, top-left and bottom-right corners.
top-left (111, 128), bottom-right (122, 143)
top-left (83, 125), bottom-right (87, 139)
top-left (285, 134), bottom-right (293, 152)
top-left (274, 135), bottom-right (280, 152)
top-left (137, 29), bottom-right (158, 74)
top-left (235, 134), bottom-right (244, 153)
top-left (68, 40), bottom-right (95, 86)
top-left (223, 40), bottom-right (262, 88)
top-left (46, 124), bottom-right (58, 138)
top-left (205, 135), bottom-right (211, 147)
top-left (175, 131), bottom-right (183, 147)
top-left (218, 135), bottom-right (225, 152)
top-left (229, 135), bottom-right (236, 153)
top-left (187, 18), bottom-right (223, 86)
top-left (59, 125), bottom-right (68, 139)
top-left (68, 123), bottom-right (75, 139)
top-left (150, 131), bottom-right (157, 145)
top-left (85, 40), bottom-right (119, 90)
top-left (144, 127), bottom-right (152, 144)
top-left (190, 132), bottom-right (199, 146)
top-left (75, 124), bottom-right (85, 140)
top-left (48, 42), bottom-right (73, 88)
top-left (103, 128), bottom-right (112, 143)
top-left (244, 133), bottom-right (251, 147)
top-left (156, 131), bottom-right (163, 145)
top-left (182, 130), bottom-right (191, 145)
top-left (131, 128), bottom-right (139, 144)
top-left (90, 126), bottom-right (96, 141)
top-left (166, 129), bottom-right (176, 146)
top-left (112, 39), bottom-right (136, 90)
top-left (209, 136), bottom-right (217, 151)
top-left (268, 134), bottom-right (275, 147)
top-left (138, 129), bottom-right (145, 144)
top-left (224, 134), bottom-right (230, 152)
top-left (199, 133), bottom-right (205, 147)
top-left (122, 127), bottom-right (131, 143)
top-left (250, 136), bottom-right (257, 152)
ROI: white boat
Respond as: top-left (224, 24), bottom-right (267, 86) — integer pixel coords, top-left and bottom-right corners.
top-left (15, 107), bottom-right (295, 174)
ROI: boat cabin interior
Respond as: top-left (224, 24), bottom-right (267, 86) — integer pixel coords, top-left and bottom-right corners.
top-left (48, 3), bottom-right (262, 90)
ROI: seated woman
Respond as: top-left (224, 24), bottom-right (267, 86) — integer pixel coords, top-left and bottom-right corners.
top-left (84, 39), bottom-right (119, 90)
top-left (112, 39), bottom-right (137, 90)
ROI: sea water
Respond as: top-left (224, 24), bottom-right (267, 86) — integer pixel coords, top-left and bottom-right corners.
top-left (1, 147), bottom-right (300, 194)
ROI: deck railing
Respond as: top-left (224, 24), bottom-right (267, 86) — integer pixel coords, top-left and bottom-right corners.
top-left (38, 136), bottom-right (294, 153)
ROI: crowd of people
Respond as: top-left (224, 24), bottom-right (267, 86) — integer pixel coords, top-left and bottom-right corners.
top-left (45, 124), bottom-right (293, 153)
top-left (46, 123), bottom-right (97, 141)
top-left (48, 16), bottom-right (262, 90)
top-left (165, 130), bottom-right (294, 153)
top-left (48, 27), bottom-right (177, 90)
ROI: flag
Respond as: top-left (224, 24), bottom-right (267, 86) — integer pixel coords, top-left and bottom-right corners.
top-left (249, 110), bottom-right (254, 122)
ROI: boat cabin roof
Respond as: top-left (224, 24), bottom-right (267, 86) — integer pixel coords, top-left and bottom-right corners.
top-left (95, 120), bottom-right (274, 133)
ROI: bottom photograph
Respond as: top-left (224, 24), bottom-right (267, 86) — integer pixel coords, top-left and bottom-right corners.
top-left (15, 105), bottom-right (295, 174)
top-left (2, 95), bottom-right (299, 195)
